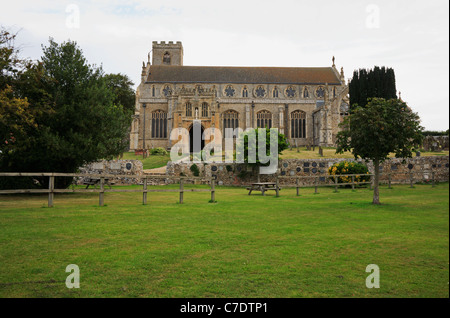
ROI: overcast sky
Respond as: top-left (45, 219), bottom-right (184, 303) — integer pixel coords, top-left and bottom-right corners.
top-left (1, 0), bottom-right (449, 130)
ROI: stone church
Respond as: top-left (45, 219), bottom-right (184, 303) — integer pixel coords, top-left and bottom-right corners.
top-left (129, 41), bottom-right (349, 152)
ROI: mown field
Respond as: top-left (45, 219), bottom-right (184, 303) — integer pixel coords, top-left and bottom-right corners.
top-left (0, 183), bottom-right (448, 298)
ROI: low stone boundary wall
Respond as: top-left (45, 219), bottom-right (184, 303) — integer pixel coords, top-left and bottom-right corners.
top-left (77, 160), bottom-right (143, 185)
top-left (167, 156), bottom-right (449, 186)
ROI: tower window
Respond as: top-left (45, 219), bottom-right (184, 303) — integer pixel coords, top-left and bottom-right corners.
top-left (163, 52), bottom-right (171, 65)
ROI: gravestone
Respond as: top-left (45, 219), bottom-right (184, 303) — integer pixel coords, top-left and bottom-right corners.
top-left (92, 162), bottom-right (103, 170)
top-left (110, 162), bottom-right (121, 170)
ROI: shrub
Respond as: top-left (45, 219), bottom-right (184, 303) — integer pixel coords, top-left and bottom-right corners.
top-left (150, 147), bottom-right (168, 156)
top-left (328, 161), bottom-right (370, 185)
top-left (190, 164), bottom-right (200, 177)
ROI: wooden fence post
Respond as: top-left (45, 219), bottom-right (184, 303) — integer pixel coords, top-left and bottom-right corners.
top-left (314, 177), bottom-right (318, 194)
top-left (275, 176), bottom-right (280, 197)
top-left (143, 177), bottom-right (147, 205)
top-left (432, 172), bottom-right (435, 188)
top-left (211, 178), bottom-right (215, 202)
top-left (388, 173), bottom-right (392, 189)
top-left (296, 178), bottom-right (299, 196)
top-left (99, 177), bottom-right (104, 206)
top-left (334, 176), bottom-right (338, 193)
top-left (351, 175), bottom-right (355, 191)
top-left (48, 175), bottom-right (54, 208)
top-left (369, 175), bottom-right (373, 190)
top-left (409, 172), bottom-right (414, 188)
top-left (179, 178), bottom-right (184, 204)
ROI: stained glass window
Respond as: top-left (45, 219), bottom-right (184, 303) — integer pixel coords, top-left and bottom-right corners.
top-left (223, 111), bottom-right (239, 138)
top-left (225, 85), bottom-right (235, 97)
top-left (316, 87), bottom-right (325, 98)
top-left (163, 86), bottom-right (171, 97)
top-left (186, 102), bottom-right (192, 117)
top-left (291, 110), bottom-right (306, 139)
top-left (202, 102), bottom-right (209, 117)
top-left (273, 87), bottom-right (279, 98)
top-left (151, 110), bottom-right (167, 139)
top-left (257, 111), bottom-right (272, 129)
top-left (255, 86), bottom-right (266, 98)
top-left (286, 86), bottom-right (296, 98)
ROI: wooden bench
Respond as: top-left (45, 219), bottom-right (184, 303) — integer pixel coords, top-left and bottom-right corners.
top-left (247, 182), bottom-right (282, 196)
top-left (83, 178), bottom-right (115, 189)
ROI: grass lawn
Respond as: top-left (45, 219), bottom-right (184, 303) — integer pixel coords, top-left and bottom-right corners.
top-left (280, 147), bottom-right (450, 160)
top-left (116, 149), bottom-right (449, 169)
top-left (120, 152), bottom-right (170, 170)
top-left (0, 183), bottom-right (448, 298)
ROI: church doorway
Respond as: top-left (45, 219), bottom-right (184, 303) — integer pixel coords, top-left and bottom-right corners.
top-left (188, 122), bottom-right (205, 154)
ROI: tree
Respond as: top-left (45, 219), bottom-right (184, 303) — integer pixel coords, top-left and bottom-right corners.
top-left (349, 66), bottom-right (397, 111)
top-left (236, 127), bottom-right (289, 177)
top-left (336, 98), bottom-right (423, 205)
top-left (103, 73), bottom-right (135, 113)
top-left (0, 37), bottom-right (133, 189)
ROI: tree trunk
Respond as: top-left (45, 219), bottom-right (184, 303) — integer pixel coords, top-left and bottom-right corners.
top-left (372, 159), bottom-right (381, 205)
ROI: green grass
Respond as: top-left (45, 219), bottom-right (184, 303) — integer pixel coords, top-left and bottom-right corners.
top-left (117, 149), bottom-right (449, 169)
top-left (0, 183), bottom-right (448, 298)
top-left (120, 152), bottom-right (170, 170)
top-left (280, 147), bottom-right (449, 160)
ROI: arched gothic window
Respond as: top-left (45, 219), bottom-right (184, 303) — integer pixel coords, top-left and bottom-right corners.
top-left (151, 110), bottom-right (167, 139)
top-left (242, 87), bottom-right (249, 98)
top-left (291, 110), bottom-right (306, 139)
top-left (273, 87), bottom-right (279, 98)
top-left (186, 102), bottom-right (192, 117)
top-left (257, 110), bottom-right (272, 129)
top-left (316, 86), bottom-right (325, 98)
top-left (223, 110), bottom-right (239, 138)
top-left (201, 102), bottom-right (209, 117)
top-left (163, 52), bottom-right (171, 65)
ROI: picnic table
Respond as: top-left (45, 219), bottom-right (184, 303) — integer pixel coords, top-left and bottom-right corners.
top-left (247, 182), bottom-right (281, 196)
top-left (83, 178), bottom-right (115, 189)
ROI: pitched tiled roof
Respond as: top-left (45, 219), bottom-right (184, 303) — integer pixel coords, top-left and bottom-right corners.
top-left (146, 65), bottom-right (341, 85)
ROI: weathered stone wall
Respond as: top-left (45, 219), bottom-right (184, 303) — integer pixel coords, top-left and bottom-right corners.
top-left (422, 136), bottom-right (449, 152)
top-left (78, 160), bottom-right (143, 185)
top-left (167, 156), bottom-right (449, 186)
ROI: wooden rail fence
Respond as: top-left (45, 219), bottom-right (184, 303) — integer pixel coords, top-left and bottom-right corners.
top-left (275, 171), bottom-right (438, 197)
top-left (0, 173), bottom-right (216, 207)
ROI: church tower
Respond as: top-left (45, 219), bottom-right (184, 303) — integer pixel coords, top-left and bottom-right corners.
top-left (152, 41), bottom-right (183, 66)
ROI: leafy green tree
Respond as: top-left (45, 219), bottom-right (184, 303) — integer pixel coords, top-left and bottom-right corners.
top-left (1, 37), bottom-right (133, 189)
top-left (236, 127), bottom-right (289, 176)
top-left (336, 98), bottom-right (423, 205)
top-left (103, 73), bottom-right (135, 113)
